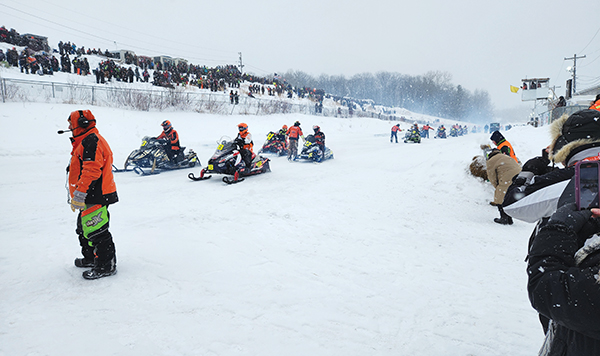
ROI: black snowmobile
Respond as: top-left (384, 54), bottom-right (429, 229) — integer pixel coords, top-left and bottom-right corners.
top-left (115, 136), bottom-right (199, 175)
top-left (435, 127), bottom-right (447, 139)
top-left (449, 127), bottom-right (458, 137)
top-left (188, 136), bottom-right (271, 184)
top-left (403, 129), bottom-right (421, 143)
top-left (259, 131), bottom-right (288, 156)
top-left (296, 134), bottom-right (334, 162)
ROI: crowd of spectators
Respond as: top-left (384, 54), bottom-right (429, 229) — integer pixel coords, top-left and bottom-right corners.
top-left (1, 24), bottom-right (331, 105)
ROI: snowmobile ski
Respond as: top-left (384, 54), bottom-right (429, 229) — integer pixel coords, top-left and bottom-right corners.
top-left (133, 166), bottom-right (160, 176)
top-left (188, 172), bottom-right (212, 181)
top-left (111, 164), bottom-right (134, 173)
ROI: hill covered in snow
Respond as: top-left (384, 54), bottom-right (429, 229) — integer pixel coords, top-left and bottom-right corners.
top-left (0, 96), bottom-right (552, 355)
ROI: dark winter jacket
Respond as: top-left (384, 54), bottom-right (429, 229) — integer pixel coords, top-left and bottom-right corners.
top-left (527, 220), bottom-right (600, 355)
top-left (314, 131), bottom-right (325, 146)
top-left (157, 128), bottom-right (180, 152)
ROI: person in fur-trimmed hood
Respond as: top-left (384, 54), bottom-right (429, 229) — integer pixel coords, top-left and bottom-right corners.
top-left (524, 109), bottom-right (600, 355)
top-left (549, 109), bottom-right (600, 166)
top-left (503, 109), bottom-right (600, 223)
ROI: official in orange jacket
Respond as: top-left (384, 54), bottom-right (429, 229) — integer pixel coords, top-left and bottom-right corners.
top-left (390, 124), bottom-right (401, 143)
top-left (490, 130), bottom-right (519, 164)
top-left (65, 109), bottom-right (118, 280)
top-left (156, 120), bottom-right (181, 162)
top-left (287, 121), bottom-right (304, 160)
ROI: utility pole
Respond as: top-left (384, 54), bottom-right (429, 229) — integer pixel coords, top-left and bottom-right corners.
top-left (238, 52), bottom-right (244, 74)
top-left (564, 54), bottom-right (586, 94)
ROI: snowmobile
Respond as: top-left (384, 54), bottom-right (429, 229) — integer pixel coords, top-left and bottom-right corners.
top-left (258, 131), bottom-right (288, 156)
top-left (115, 136), bottom-right (199, 175)
top-left (403, 129), bottom-right (421, 143)
top-left (188, 136), bottom-right (271, 184)
top-left (435, 127), bottom-right (447, 139)
top-left (449, 127), bottom-right (458, 137)
top-left (296, 134), bottom-right (334, 162)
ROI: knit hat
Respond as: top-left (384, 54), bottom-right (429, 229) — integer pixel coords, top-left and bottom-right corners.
top-left (490, 131), bottom-right (504, 144)
top-left (548, 109), bottom-right (600, 164)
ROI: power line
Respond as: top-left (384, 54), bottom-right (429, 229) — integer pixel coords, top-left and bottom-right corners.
top-left (580, 52), bottom-right (600, 68)
top-left (0, 2), bottom-right (239, 66)
top-left (579, 24), bottom-right (600, 54)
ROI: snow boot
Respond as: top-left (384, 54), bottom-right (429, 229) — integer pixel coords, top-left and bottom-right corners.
top-left (494, 206), bottom-right (513, 225)
top-left (74, 258), bottom-right (95, 268)
top-left (83, 267), bottom-right (117, 280)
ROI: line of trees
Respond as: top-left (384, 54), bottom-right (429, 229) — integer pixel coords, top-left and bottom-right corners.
top-left (282, 69), bottom-right (494, 123)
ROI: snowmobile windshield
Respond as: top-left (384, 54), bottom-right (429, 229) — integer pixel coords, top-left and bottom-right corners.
top-left (217, 136), bottom-right (232, 145)
top-left (305, 134), bottom-right (316, 143)
top-left (210, 136), bottom-right (236, 159)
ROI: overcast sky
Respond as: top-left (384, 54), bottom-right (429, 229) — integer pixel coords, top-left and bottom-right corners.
top-left (2, 0), bottom-right (599, 111)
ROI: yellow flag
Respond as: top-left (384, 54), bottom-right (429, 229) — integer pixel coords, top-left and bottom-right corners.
top-left (510, 85), bottom-right (520, 93)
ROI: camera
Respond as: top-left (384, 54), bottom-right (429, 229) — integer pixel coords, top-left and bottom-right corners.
top-left (575, 160), bottom-right (600, 210)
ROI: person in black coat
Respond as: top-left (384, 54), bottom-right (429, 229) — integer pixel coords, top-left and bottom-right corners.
top-left (527, 202), bottom-right (600, 355)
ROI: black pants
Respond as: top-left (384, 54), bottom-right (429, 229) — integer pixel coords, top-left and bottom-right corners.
top-left (165, 147), bottom-right (181, 162)
top-left (240, 149), bottom-right (253, 168)
top-left (288, 139), bottom-right (299, 159)
top-left (76, 206), bottom-right (116, 271)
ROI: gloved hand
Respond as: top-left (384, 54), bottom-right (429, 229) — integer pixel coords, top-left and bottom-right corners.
top-left (548, 203), bottom-right (595, 235)
top-left (522, 156), bottom-right (550, 176)
top-left (70, 190), bottom-right (87, 212)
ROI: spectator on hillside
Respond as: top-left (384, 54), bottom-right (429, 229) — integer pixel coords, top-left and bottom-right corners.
top-left (19, 50), bottom-right (29, 74)
top-left (6, 47), bottom-right (18, 67)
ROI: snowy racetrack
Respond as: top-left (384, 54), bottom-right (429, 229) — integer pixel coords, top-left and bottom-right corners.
top-left (1, 103), bottom-right (549, 355)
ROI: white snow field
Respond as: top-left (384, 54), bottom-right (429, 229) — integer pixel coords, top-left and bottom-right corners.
top-left (0, 100), bottom-right (553, 355)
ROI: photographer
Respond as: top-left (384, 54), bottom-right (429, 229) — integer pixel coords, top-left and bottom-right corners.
top-left (527, 202), bottom-right (600, 355)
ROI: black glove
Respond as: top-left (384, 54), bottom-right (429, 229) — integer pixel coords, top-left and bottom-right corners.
top-left (548, 203), bottom-right (595, 237)
top-left (522, 156), bottom-right (550, 175)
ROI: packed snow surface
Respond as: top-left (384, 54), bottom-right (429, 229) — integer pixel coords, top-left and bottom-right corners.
top-left (1, 102), bottom-right (550, 355)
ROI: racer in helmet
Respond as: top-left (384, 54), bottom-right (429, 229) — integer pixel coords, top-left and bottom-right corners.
top-left (234, 122), bottom-right (254, 168)
top-left (156, 120), bottom-right (181, 162)
top-left (276, 124), bottom-right (289, 149)
top-left (313, 125), bottom-right (326, 159)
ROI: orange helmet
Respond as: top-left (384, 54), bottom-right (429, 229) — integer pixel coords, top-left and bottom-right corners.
top-left (238, 122), bottom-right (248, 134)
top-left (162, 120), bottom-right (172, 131)
top-left (282, 125), bottom-right (288, 130)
